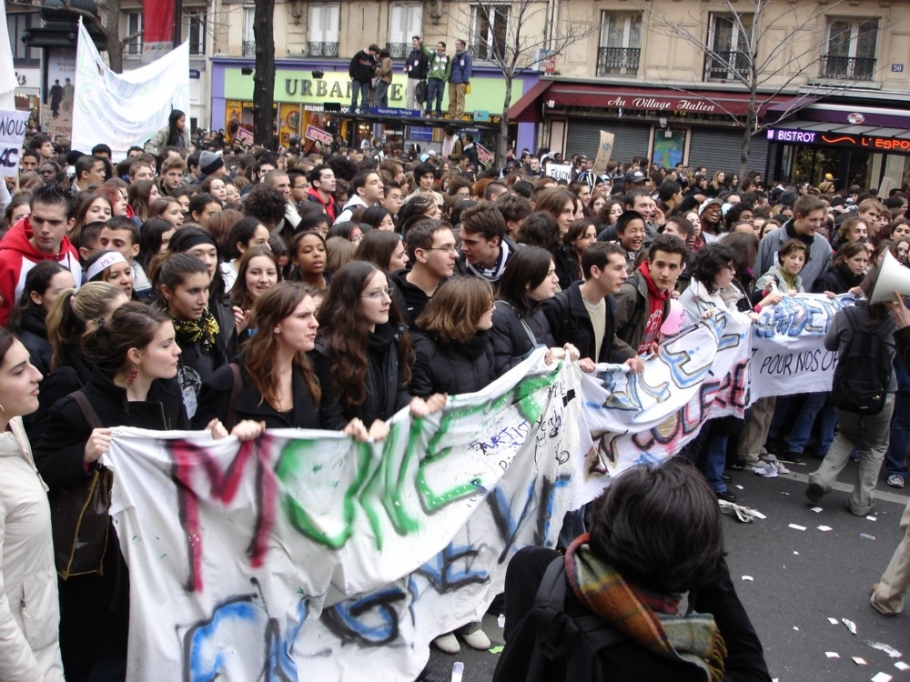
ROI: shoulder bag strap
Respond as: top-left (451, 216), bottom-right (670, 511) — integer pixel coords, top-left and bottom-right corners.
top-left (72, 391), bottom-right (103, 429)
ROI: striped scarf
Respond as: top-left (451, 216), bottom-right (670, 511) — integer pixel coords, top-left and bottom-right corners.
top-left (565, 534), bottom-right (726, 682)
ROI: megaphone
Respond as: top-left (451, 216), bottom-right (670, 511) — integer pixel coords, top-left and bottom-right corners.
top-left (870, 250), bottom-right (910, 304)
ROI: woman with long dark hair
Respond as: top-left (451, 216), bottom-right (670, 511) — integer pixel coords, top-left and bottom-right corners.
top-left (145, 109), bottom-right (191, 155)
top-left (5, 261), bottom-right (75, 376)
top-left (312, 261), bottom-right (441, 440)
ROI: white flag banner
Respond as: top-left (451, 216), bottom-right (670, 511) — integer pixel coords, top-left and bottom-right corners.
top-left (576, 311), bottom-right (753, 507)
top-left (104, 351), bottom-right (583, 682)
top-left (749, 293), bottom-right (854, 401)
top-left (0, 9), bottom-right (17, 110)
top-left (71, 19), bottom-right (190, 161)
top-left (0, 110), bottom-right (30, 177)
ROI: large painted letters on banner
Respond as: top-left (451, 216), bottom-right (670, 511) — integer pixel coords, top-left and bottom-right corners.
top-left (105, 351), bottom-right (583, 681)
top-left (749, 293), bottom-right (854, 401)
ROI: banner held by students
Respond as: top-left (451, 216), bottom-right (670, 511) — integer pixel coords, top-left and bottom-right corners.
top-left (750, 293), bottom-right (853, 401)
top-left (104, 351), bottom-right (583, 681)
top-left (576, 310), bottom-right (752, 507)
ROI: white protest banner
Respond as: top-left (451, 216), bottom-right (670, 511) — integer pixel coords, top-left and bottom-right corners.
top-left (545, 161), bottom-right (573, 182)
top-left (593, 131), bottom-right (615, 174)
top-left (575, 311), bottom-right (752, 508)
top-left (105, 351), bottom-right (583, 681)
top-left (71, 19), bottom-right (190, 161)
top-left (0, 110), bottom-right (30, 177)
top-left (750, 293), bottom-right (854, 401)
top-left (0, 10), bottom-right (16, 110)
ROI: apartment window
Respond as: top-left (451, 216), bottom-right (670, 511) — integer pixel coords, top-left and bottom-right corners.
top-left (7, 12), bottom-right (40, 67)
top-left (242, 7), bottom-right (255, 57)
top-left (822, 18), bottom-right (878, 80)
top-left (597, 13), bottom-right (641, 77)
top-left (307, 5), bottom-right (340, 57)
top-left (388, 5), bottom-right (423, 59)
top-left (125, 11), bottom-right (143, 57)
top-left (705, 14), bottom-right (752, 81)
top-left (471, 5), bottom-right (509, 61)
top-left (186, 10), bottom-right (207, 56)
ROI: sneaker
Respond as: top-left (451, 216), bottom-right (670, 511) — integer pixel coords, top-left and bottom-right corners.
top-left (806, 482), bottom-right (825, 505)
top-left (432, 633), bottom-right (460, 654)
top-left (716, 490), bottom-right (737, 503)
top-left (460, 628), bottom-right (491, 651)
top-left (887, 474), bottom-right (905, 489)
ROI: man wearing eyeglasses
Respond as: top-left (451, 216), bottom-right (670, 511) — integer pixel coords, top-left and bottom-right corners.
top-left (390, 219), bottom-right (458, 326)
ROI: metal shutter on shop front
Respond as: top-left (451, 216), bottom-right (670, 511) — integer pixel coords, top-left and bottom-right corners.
top-left (687, 128), bottom-right (769, 177)
top-left (564, 120), bottom-right (650, 164)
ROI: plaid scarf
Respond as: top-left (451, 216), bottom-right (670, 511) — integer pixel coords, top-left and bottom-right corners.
top-left (565, 534), bottom-right (726, 682)
top-left (169, 307), bottom-right (220, 352)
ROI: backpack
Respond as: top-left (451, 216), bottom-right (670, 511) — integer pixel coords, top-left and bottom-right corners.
top-left (492, 558), bottom-right (625, 682)
top-left (832, 307), bottom-right (892, 415)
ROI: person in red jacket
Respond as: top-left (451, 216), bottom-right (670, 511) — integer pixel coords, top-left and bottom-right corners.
top-left (0, 185), bottom-right (81, 325)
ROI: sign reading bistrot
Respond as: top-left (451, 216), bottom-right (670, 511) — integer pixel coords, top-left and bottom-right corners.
top-left (0, 110), bottom-right (29, 177)
top-left (105, 351), bottom-right (583, 682)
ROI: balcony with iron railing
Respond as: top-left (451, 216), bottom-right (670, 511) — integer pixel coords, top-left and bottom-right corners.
top-left (704, 50), bottom-right (750, 81)
top-left (306, 42), bottom-right (340, 57)
top-left (819, 55), bottom-right (876, 81)
top-left (387, 42), bottom-right (410, 59)
top-left (467, 44), bottom-right (504, 62)
top-left (596, 47), bottom-right (640, 77)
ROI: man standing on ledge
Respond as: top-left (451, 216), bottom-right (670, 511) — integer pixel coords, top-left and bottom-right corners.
top-left (405, 36), bottom-right (429, 111)
top-left (447, 39), bottom-right (473, 120)
top-left (425, 42), bottom-right (451, 119)
top-left (349, 44), bottom-right (379, 114)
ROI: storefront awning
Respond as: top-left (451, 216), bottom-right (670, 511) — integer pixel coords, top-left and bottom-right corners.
top-left (507, 81), bottom-right (792, 122)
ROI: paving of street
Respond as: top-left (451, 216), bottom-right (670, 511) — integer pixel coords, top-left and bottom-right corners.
top-left (422, 457), bottom-right (910, 682)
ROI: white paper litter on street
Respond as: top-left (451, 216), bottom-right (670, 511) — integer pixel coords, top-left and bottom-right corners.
top-left (827, 617), bottom-right (839, 625)
top-left (742, 575), bottom-right (754, 581)
top-left (895, 661), bottom-right (910, 671)
top-left (867, 515), bottom-right (878, 522)
top-left (789, 523), bottom-right (807, 531)
top-left (865, 641), bottom-right (902, 659)
top-left (842, 618), bottom-right (857, 635)
top-left (810, 507), bottom-right (823, 513)
top-left (826, 652), bottom-right (840, 658)
top-left (818, 525), bottom-right (833, 532)
top-left (871, 672), bottom-right (892, 682)
top-left (854, 657), bottom-right (868, 665)
top-left (753, 462), bottom-right (779, 478)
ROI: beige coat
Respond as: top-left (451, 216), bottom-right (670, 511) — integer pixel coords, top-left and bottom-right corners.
top-left (0, 417), bottom-right (64, 681)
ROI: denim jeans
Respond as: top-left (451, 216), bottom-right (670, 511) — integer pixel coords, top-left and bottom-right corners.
top-left (770, 391), bottom-right (828, 454)
top-left (885, 360), bottom-right (910, 480)
top-left (426, 78), bottom-right (445, 114)
top-left (350, 80), bottom-right (370, 112)
top-left (375, 80), bottom-right (389, 107)
top-left (698, 426), bottom-right (729, 494)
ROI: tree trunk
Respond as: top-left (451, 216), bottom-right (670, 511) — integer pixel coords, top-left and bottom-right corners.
top-left (498, 75), bottom-right (512, 167)
top-left (252, 0), bottom-right (276, 147)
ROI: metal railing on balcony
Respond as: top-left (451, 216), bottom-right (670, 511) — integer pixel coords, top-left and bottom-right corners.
top-left (704, 50), bottom-right (750, 81)
top-left (819, 55), bottom-right (876, 81)
top-left (306, 42), bottom-right (339, 57)
top-left (387, 42), bottom-right (410, 59)
top-left (596, 47), bottom-right (640, 77)
top-left (242, 41), bottom-right (256, 57)
top-left (468, 43), bottom-right (504, 62)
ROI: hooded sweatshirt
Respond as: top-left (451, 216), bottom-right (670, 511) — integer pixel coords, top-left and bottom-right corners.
top-left (637, 261), bottom-right (670, 354)
top-left (0, 217), bottom-right (80, 325)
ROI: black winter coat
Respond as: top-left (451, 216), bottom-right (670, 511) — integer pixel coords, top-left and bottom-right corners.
top-left (496, 546), bottom-right (772, 682)
top-left (813, 263), bottom-right (864, 295)
top-left (390, 269), bottom-right (434, 328)
top-left (16, 306), bottom-right (53, 377)
top-left (410, 330), bottom-right (495, 397)
top-left (490, 301), bottom-right (554, 377)
top-left (311, 321), bottom-right (411, 429)
top-left (33, 372), bottom-right (188, 672)
top-left (23, 343), bottom-right (94, 443)
top-left (193, 357), bottom-right (320, 430)
top-left (540, 282), bottom-right (631, 364)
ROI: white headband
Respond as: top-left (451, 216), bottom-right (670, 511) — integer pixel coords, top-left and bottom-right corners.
top-left (86, 251), bottom-right (128, 282)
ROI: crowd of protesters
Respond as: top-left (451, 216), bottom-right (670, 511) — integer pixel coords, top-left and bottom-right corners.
top-left (4, 110), bottom-right (910, 681)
